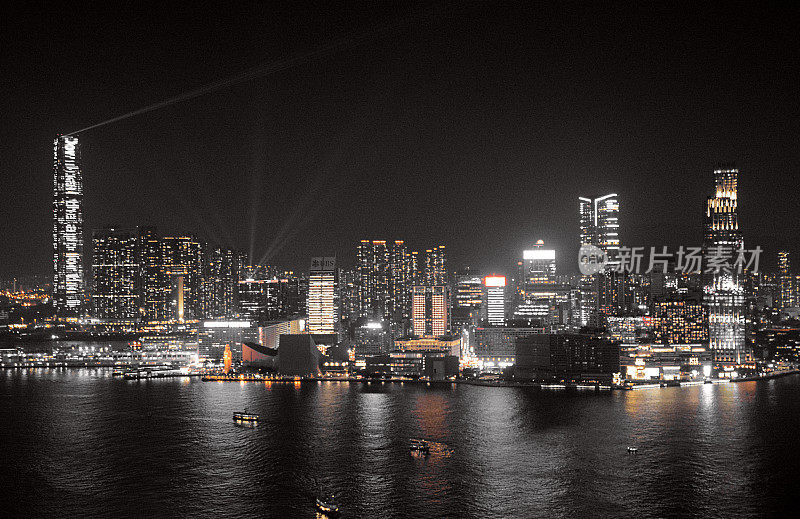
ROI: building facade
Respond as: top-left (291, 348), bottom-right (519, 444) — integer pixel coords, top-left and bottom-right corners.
top-left (703, 167), bottom-right (749, 369)
top-left (92, 228), bottom-right (138, 320)
top-left (308, 257), bottom-right (337, 334)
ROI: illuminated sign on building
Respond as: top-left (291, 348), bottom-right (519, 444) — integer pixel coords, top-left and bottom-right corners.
top-left (53, 135), bottom-right (84, 317)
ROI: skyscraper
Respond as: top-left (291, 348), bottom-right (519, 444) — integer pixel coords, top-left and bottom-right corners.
top-left (778, 251), bottom-right (796, 309)
top-left (484, 275), bottom-right (507, 326)
top-left (357, 240), bottom-right (390, 320)
top-left (578, 194), bottom-right (620, 325)
top-left (201, 247), bottom-right (240, 319)
top-left (161, 235), bottom-right (203, 321)
top-left (308, 257), bottom-right (337, 334)
top-left (579, 194), bottom-right (620, 260)
top-left (521, 241), bottom-right (556, 284)
top-left (53, 135), bottom-right (85, 317)
top-left (703, 166), bottom-right (748, 369)
top-left (138, 226), bottom-right (168, 321)
top-left (412, 285), bottom-right (448, 337)
top-left (92, 228), bottom-right (138, 320)
top-left (389, 241), bottom-right (412, 319)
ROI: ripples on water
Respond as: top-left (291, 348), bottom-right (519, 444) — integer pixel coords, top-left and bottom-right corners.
top-left (1, 369), bottom-right (798, 518)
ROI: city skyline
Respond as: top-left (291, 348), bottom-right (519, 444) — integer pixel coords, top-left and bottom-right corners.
top-left (2, 3), bottom-right (800, 279)
top-left (4, 6), bottom-right (800, 517)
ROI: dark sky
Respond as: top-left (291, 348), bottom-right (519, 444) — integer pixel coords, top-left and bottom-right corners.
top-left (2, 2), bottom-right (799, 279)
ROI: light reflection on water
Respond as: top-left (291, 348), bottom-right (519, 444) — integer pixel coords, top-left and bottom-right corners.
top-left (1, 369), bottom-right (798, 518)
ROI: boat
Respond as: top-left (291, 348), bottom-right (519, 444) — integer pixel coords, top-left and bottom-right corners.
top-left (315, 493), bottom-right (339, 515)
top-left (409, 439), bottom-right (430, 453)
top-left (233, 411), bottom-right (260, 423)
top-left (627, 446), bottom-right (638, 453)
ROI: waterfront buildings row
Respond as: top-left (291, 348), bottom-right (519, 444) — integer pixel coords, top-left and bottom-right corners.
top-left (47, 134), bottom-right (791, 378)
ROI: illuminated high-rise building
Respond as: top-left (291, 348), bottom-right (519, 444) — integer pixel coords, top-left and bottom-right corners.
top-left (308, 257), bottom-right (337, 334)
top-left (451, 270), bottom-right (484, 331)
top-left (161, 236), bottom-right (203, 321)
top-left (578, 194), bottom-right (620, 325)
top-left (52, 135), bottom-right (85, 317)
top-left (337, 268), bottom-right (358, 323)
top-left (703, 166), bottom-right (749, 369)
top-left (579, 194), bottom-right (620, 259)
top-left (357, 240), bottom-right (390, 319)
top-left (92, 228), bottom-right (138, 320)
top-left (389, 241), bottom-right (412, 319)
top-left (412, 285), bottom-right (448, 337)
top-left (137, 229), bottom-right (204, 323)
top-left (454, 272), bottom-right (484, 309)
top-left (778, 251), bottom-right (796, 309)
top-left (522, 241), bottom-right (556, 284)
top-left (138, 227), bottom-right (168, 321)
top-left (201, 247), bottom-right (239, 319)
top-left (484, 275), bottom-right (507, 326)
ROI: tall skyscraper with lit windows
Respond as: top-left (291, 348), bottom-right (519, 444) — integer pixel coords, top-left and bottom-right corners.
top-left (578, 194), bottom-right (620, 325)
top-left (703, 166), bottom-right (749, 369)
top-left (92, 227), bottom-right (138, 320)
top-left (778, 251), bottom-right (796, 309)
top-left (53, 135), bottom-right (85, 317)
top-left (579, 194), bottom-right (620, 260)
top-left (484, 275), bottom-right (507, 326)
top-left (357, 240), bottom-right (390, 319)
top-left (308, 257), bottom-right (337, 334)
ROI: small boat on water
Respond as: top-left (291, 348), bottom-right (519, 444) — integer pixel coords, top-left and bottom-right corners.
top-left (233, 411), bottom-right (259, 423)
top-left (409, 439), bottom-right (430, 453)
top-left (315, 493), bottom-right (339, 515)
top-left (627, 446), bottom-right (638, 453)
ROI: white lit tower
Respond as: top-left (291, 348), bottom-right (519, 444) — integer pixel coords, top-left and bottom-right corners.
top-left (704, 166), bottom-right (749, 370)
top-left (308, 257), bottom-right (337, 334)
top-left (53, 135), bottom-right (85, 317)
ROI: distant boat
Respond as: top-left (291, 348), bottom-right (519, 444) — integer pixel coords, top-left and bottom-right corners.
top-left (233, 411), bottom-right (259, 423)
top-left (627, 446), bottom-right (638, 453)
top-left (409, 439), bottom-right (430, 453)
top-left (315, 493), bottom-right (339, 515)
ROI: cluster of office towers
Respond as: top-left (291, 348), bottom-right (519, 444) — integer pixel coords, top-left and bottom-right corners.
top-left (53, 136), bottom-right (306, 326)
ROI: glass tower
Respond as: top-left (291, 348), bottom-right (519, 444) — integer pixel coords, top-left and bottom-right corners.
top-left (578, 194), bottom-right (620, 325)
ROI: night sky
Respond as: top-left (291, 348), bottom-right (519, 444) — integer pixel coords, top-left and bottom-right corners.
top-left (2, 2), bottom-right (799, 279)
